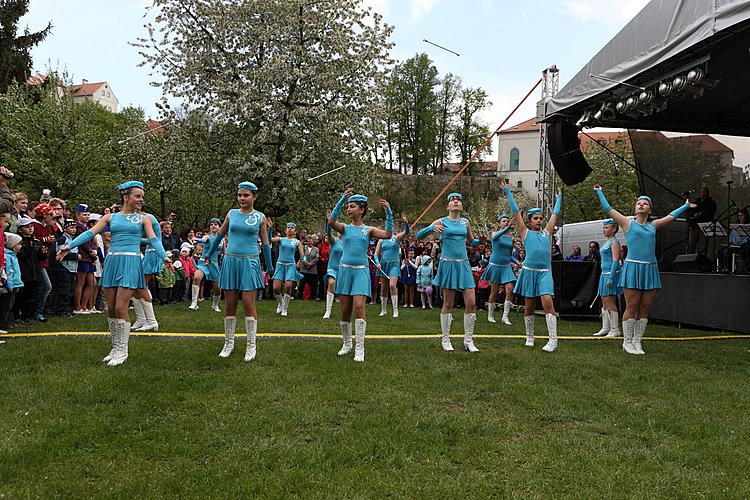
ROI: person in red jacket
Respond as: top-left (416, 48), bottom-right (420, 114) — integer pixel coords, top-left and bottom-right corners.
top-left (31, 203), bottom-right (56, 321)
top-left (179, 243), bottom-right (196, 301)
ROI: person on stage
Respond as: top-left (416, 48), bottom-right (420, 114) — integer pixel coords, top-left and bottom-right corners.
top-left (188, 217), bottom-right (223, 312)
top-left (57, 181), bottom-right (168, 366)
top-left (328, 188), bottom-right (393, 361)
top-left (270, 222), bottom-right (303, 317)
top-left (374, 214), bottom-right (409, 318)
top-left (594, 184), bottom-right (694, 354)
top-left (482, 213), bottom-right (517, 325)
top-left (501, 181), bottom-right (562, 352)
top-left (129, 211), bottom-right (162, 332)
top-left (202, 182), bottom-right (273, 361)
top-left (322, 211), bottom-right (343, 319)
top-left (593, 219), bottom-right (623, 337)
top-left (416, 192), bottom-right (481, 353)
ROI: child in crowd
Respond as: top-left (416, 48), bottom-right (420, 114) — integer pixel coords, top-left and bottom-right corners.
top-left (157, 257), bottom-right (176, 305)
top-left (1, 232), bottom-right (23, 332)
top-left (416, 255), bottom-right (434, 309)
top-left (16, 217), bottom-right (42, 321)
top-left (474, 259), bottom-right (490, 312)
top-left (179, 244), bottom-right (195, 301)
top-left (172, 250), bottom-right (186, 303)
top-left (52, 220), bottom-right (79, 316)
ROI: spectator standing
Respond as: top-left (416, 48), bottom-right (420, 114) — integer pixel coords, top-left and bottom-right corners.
top-left (416, 255), bottom-right (434, 308)
top-left (317, 232), bottom-right (330, 300)
top-left (31, 204), bottom-right (56, 321)
top-left (73, 204), bottom-right (98, 314)
top-left (298, 236), bottom-right (319, 300)
top-left (51, 220), bottom-right (79, 316)
top-left (161, 221), bottom-right (179, 252)
top-left (583, 241), bottom-right (601, 263)
top-left (179, 243), bottom-right (195, 301)
top-left (16, 217), bottom-right (42, 321)
top-left (1, 232), bottom-right (23, 332)
top-left (565, 245), bottom-right (584, 261)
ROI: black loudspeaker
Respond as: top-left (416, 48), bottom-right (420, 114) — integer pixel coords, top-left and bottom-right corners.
top-left (547, 120), bottom-right (592, 185)
top-left (672, 253), bottom-right (712, 273)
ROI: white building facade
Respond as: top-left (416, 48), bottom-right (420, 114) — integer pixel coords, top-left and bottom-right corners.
top-left (496, 117), bottom-right (541, 201)
top-left (68, 80), bottom-right (119, 112)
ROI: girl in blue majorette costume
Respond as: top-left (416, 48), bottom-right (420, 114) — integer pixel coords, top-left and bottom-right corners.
top-left (202, 182), bottom-right (274, 362)
top-left (188, 217), bottom-right (223, 312)
top-left (592, 219), bottom-right (624, 338)
top-left (322, 210), bottom-right (344, 319)
top-left (328, 188), bottom-right (393, 362)
top-left (374, 214), bottom-right (410, 318)
top-left (482, 213), bottom-right (518, 326)
top-left (501, 181), bottom-right (562, 353)
top-left (594, 184), bottom-right (694, 355)
top-left (270, 221), bottom-right (303, 317)
top-left (416, 192), bottom-right (481, 353)
top-left (57, 181), bottom-right (169, 367)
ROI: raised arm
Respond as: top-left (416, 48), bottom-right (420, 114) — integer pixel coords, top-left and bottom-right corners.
top-left (202, 211), bottom-right (231, 261)
top-left (546, 189), bottom-right (562, 234)
top-left (395, 214), bottom-right (410, 242)
top-left (654, 199), bottom-right (696, 230)
top-left (593, 184), bottom-right (630, 232)
top-left (466, 221), bottom-right (480, 246)
top-left (325, 210), bottom-right (338, 242)
top-left (328, 188), bottom-right (352, 235)
top-left (500, 181), bottom-right (526, 241)
top-left (369, 199), bottom-right (394, 240)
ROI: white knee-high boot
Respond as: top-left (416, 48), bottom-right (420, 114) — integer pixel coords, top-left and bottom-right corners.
top-left (219, 316), bottom-right (236, 358)
top-left (323, 292), bottom-right (334, 319)
top-left (502, 300), bottom-right (513, 325)
top-left (379, 296), bottom-right (388, 316)
top-left (594, 309), bottom-right (610, 336)
top-left (606, 310), bottom-right (621, 337)
top-left (622, 319), bottom-right (636, 354)
top-left (524, 315), bottom-right (535, 347)
top-left (353, 319), bottom-right (366, 362)
top-left (542, 313), bottom-right (558, 352)
top-left (108, 319), bottom-right (130, 366)
top-left (276, 293), bottom-right (283, 314)
top-left (131, 298), bottom-right (146, 330)
top-left (244, 316), bottom-right (257, 362)
top-left (463, 313), bottom-right (479, 352)
top-left (633, 318), bottom-right (647, 355)
top-left (140, 298), bottom-right (159, 332)
top-left (487, 303), bottom-right (496, 323)
top-left (338, 321), bottom-right (352, 355)
top-left (103, 317), bottom-right (118, 362)
top-left (391, 295), bottom-right (399, 318)
top-left (440, 313), bottom-right (454, 351)
top-left (281, 294), bottom-right (291, 317)
top-left (189, 285), bottom-right (200, 310)
top-left (211, 293), bottom-right (221, 312)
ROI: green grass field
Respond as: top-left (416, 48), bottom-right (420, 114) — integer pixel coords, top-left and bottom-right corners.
top-left (2, 300), bottom-right (749, 498)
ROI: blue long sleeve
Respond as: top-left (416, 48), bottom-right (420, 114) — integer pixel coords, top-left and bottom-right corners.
top-left (595, 189), bottom-right (612, 213)
top-left (262, 243), bottom-right (273, 272)
top-left (503, 186), bottom-right (519, 214)
top-left (331, 192), bottom-right (347, 221)
top-left (552, 192), bottom-right (562, 216)
top-left (149, 236), bottom-right (168, 261)
top-left (491, 226), bottom-right (511, 241)
top-left (402, 220), bottom-right (410, 234)
top-left (669, 202), bottom-right (691, 219)
top-left (416, 225), bottom-right (435, 240)
top-left (66, 230), bottom-right (95, 251)
top-left (608, 258), bottom-right (621, 285)
top-left (203, 234), bottom-right (220, 258)
top-left (385, 205), bottom-right (393, 233)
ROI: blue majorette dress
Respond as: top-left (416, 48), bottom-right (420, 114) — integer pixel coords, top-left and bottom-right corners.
top-left (378, 237), bottom-right (401, 279)
top-left (141, 213), bottom-right (164, 275)
top-left (102, 212), bottom-right (150, 289)
top-left (482, 226), bottom-right (517, 285)
top-left (195, 233), bottom-right (221, 282)
top-left (619, 219), bottom-right (661, 290)
top-left (326, 238), bottom-right (343, 281)
top-left (334, 223), bottom-right (371, 297)
top-left (432, 217), bottom-right (475, 290)
top-left (598, 237), bottom-right (623, 296)
top-left (513, 229), bottom-right (554, 297)
top-left (213, 209), bottom-right (265, 291)
top-left (272, 237), bottom-right (303, 282)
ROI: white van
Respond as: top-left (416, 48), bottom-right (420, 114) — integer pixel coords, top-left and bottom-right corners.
top-left (555, 219), bottom-right (608, 258)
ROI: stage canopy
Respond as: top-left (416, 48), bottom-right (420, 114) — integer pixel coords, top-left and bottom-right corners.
top-left (541, 0), bottom-right (750, 136)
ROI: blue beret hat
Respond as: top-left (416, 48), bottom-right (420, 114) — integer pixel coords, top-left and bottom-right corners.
top-left (209, 217), bottom-right (221, 223)
top-left (603, 218), bottom-right (616, 226)
top-left (286, 222), bottom-right (297, 228)
top-left (498, 213), bottom-right (510, 220)
top-left (527, 208), bottom-right (543, 216)
top-left (237, 181), bottom-right (258, 192)
top-left (638, 195), bottom-right (652, 203)
top-left (447, 192), bottom-right (463, 201)
top-left (117, 180), bottom-right (144, 191)
top-left (349, 194), bottom-right (368, 203)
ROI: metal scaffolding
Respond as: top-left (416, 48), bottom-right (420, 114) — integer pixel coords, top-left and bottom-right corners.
top-left (537, 65), bottom-right (559, 213)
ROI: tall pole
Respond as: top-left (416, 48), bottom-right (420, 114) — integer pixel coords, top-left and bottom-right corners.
top-left (537, 66), bottom-right (559, 214)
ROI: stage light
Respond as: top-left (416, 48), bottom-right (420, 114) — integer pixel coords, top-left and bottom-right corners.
top-left (625, 96), bottom-right (638, 111)
top-left (616, 100), bottom-right (626, 113)
top-left (638, 90), bottom-right (654, 105)
top-left (673, 75), bottom-right (687, 91)
top-left (658, 81), bottom-right (673, 96)
top-left (593, 110), bottom-right (603, 121)
top-left (600, 102), bottom-right (617, 120)
top-left (686, 68), bottom-right (704, 84)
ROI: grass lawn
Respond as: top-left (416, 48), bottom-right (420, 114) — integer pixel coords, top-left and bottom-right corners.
top-left (1, 300), bottom-right (749, 498)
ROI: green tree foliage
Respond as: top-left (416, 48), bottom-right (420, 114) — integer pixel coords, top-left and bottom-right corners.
top-left (453, 87), bottom-right (493, 170)
top-left (134, 0), bottom-right (393, 218)
top-left (0, 0), bottom-right (51, 93)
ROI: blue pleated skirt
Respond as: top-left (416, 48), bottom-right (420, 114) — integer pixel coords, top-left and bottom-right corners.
top-left (619, 261), bottom-right (661, 290)
top-left (335, 265), bottom-right (371, 297)
top-left (272, 262), bottom-right (303, 282)
top-left (513, 268), bottom-right (554, 297)
top-left (377, 260), bottom-right (401, 279)
top-left (481, 263), bottom-right (517, 285)
top-left (220, 255), bottom-right (264, 291)
top-left (433, 259), bottom-right (475, 290)
top-left (101, 254), bottom-right (146, 289)
top-left (598, 272), bottom-right (623, 296)
top-left (142, 250), bottom-right (163, 275)
top-left (195, 261), bottom-right (221, 282)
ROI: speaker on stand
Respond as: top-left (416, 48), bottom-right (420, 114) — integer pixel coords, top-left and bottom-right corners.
top-left (547, 120), bottom-right (593, 185)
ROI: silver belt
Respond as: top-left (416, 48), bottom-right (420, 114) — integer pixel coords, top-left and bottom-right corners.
top-left (625, 259), bottom-right (656, 265)
top-left (225, 253), bottom-right (259, 259)
top-left (488, 262), bottom-right (511, 267)
top-left (522, 266), bottom-right (550, 272)
top-left (145, 248), bottom-right (156, 252)
top-left (109, 252), bottom-right (140, 257)
top-left (381, 259), bottom-right (399, 263)
top-left (441, 258), bottom-right (467, 262)
top-left (340, 263), bottom-right (367, 269)
top-left (601, 271), bottom-right (611, 275)
top-left (277, 262), bottom-right (296, 266)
